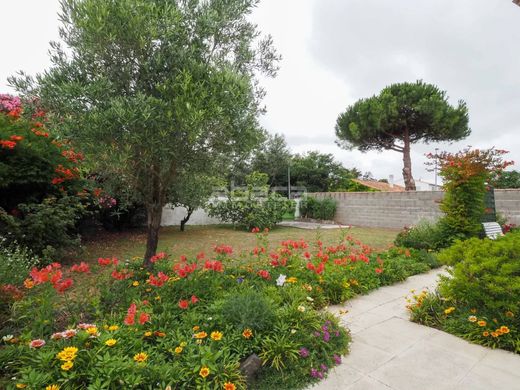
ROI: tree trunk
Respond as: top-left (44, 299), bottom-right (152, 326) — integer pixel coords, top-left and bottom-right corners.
top-left (402, 129), bottom-right (416, 191)
top-left (144, 202), bottom-right (163, 269)
top-left (180, 207), bottom-right (193, 232)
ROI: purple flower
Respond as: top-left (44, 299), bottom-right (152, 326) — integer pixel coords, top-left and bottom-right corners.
top-left (310, 368), bottom-right (320, 378)
top-left (320, 364), bottom-right (328, 372)
top-left (321, 325), bottom-right (329, 332)
top-left (237, 277), bottom-right (244, 284)
top-left (317, 371), bottom-right (324, 379)
top-left (323, 331), bottom-right (330, 342)
top-left (299, 347), bottom-right (310, 358)
top-left (333, 354), bottom-right (342, 365)
top-left (313, 331), bottom-right (321, 337)
top-left (335, 330), bottom-right (340, 337)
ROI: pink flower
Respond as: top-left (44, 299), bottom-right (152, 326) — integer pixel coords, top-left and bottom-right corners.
top-left (29, 339), bottom-right (46, 348)
top-left (191, 295), bottom-right (199, 304)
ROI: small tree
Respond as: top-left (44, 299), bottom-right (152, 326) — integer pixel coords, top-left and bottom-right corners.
top-left (428, 147), bottom-right (513, 240)
top-left (170, 174), bottom-right (220, 232)
top-left (11, 0), bottom-right (279, 267)
top-left (250, 133), bottom-right (292, 187)
top-left (335, 81), bottom-right (470, 190)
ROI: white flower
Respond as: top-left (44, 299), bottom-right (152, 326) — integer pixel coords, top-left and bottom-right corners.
top-left (2, 335), bottom-right (13, 342)
top-left (306, 296), bottom-right (314, 302)
top-left (291, 329), bottom-right (297, 334)
top-left (276, 274), bottom-right (287, 287)
top-left (297, 305), bottom-right (306, 312)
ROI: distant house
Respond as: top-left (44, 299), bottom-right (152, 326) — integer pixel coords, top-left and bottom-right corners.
top-left (351, 179), bottom-right (405, 192)
top-left (394, 178), bottom-right (442, 191)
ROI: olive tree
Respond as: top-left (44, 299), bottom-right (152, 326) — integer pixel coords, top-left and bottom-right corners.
top-left (11, 0), bottom-right (278, 267)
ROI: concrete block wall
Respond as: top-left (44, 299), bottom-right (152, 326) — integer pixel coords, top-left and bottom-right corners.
top-left (310, 189), bottom-right (520, 229)
top-left (161, 205), bottom-right (221, 227)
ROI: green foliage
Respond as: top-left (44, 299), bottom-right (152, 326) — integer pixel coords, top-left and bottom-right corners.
top-left (299, 197), bottom-right (337, 221)
top-left (394, 220), bottom-right (450, 251)
top-left (11, 0), bottom-right (279, 264)
top-left (0, 240), bottom-right (39, 287)
top-left (290, 151), bottom-right (360, 193)
top-left (492, 170), bottom-right (520, 189)
top-left (221, 290), bottom-right (276, 332)
top-left (410, 232), bottom-right (520, 354)
top-left (207, 172), bottom-right (294, 230)
top-left (335, 80), bottom-right (469, 190)
top-left (1, 196), bottom-right (86, 261)
top-left (250, 133), bottom-right (292, 187)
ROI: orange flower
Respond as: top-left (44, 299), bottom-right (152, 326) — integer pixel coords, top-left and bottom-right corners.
top-left (133, 352), bottom-right (148, 363)
top-left (505, 311), bottom-right (514, 318)
top-left (23, 279), bottom-right (34, 289)
top-left (223, 382), bottom-right (236, 390)
top-left (482, 331), bottom-right (489, 337)
top-left (242, 328), bottom-right (253, 339)
top-left (194, 331), bottom-right (208, 339)
top-left (477, 320), bottom-right (486, 327)
top-left (500, 326), bottom-right (510, 334)
top-left (199, 366), bottom-right (210, 378)
top-left (491, 332), bottom-right (499, 338)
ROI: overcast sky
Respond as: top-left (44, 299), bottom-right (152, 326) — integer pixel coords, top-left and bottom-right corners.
top-left (1, 0), bottom-right (519, 184)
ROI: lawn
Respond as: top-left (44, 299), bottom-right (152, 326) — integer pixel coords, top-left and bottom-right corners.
top-left (76, 225), bottom-right (399, 263)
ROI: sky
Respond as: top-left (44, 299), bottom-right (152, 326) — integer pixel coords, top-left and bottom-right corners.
top-left (1, 0), bottom-right (519, 185)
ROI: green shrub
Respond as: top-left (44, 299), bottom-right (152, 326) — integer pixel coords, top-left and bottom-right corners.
top-left (299, 197), bottom-right (336, 221)
top-left (394, 220), bottom-right (450, 250)
top-left (207, 172), bottom-right (295, 230)
top-left (221, 290), bottom-right (276, 332)
top-left (409, 232), bottom-right (520, 353)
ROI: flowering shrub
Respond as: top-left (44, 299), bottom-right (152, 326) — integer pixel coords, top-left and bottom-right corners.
top-left (0, 94), bottom-right (89, 260)
top-left (408, 231), bottom-right (520, 354)
top-left (426, 147), bottom-right (513, 242)
top-left (0, 231), bottom-right (437, 389)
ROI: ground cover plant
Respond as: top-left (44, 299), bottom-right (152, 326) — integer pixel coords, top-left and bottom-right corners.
top-left (407, 231), bottom-right (520, 354)
top-left (0, 229), bottom-right (437, 389)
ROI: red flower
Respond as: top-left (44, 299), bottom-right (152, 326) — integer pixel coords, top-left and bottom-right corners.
top-left (251, 227), bottom-right (260, 233)
top-left (150, 252), bottom-right (167, 263)
top-left (257, 270), bottom-right (270, 279)
top-left (191, 295), bottom-right (199, 304)
top-left (204, 260), bottom-right (223, 272)
top-left (139, 312), bottom-right (150, 325)
top-left (9, 135), bottom-right (23, 142)
top-left (178, 299), bottom-right (189, 309)
top-left (0, 140), bottom-right (16, 149)
top-left (196, 251), bottom-right (205, 260)
top-left (98, 257), bottom-right (112, 266)
top-left (54, 278), bottom-right (73, 293)
top-left (375, 268), bottom-right (383, 274)
top-left (70, 262), bottom-right (90, 273)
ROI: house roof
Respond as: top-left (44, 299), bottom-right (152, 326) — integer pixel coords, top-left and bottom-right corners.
top-left (352, 179), bottom-right (406, 192)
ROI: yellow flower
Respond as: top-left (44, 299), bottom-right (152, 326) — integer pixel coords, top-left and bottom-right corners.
top-left (483, 331), bottom-right (490, 337)
top-left (468, 316), bottom-right (477, 322)
top-left (144, 331), bottom-right (152, 337)
top-left (132, 281), bottom-right (139, 287)
top-left (242, 328), bottom-right (253, 339)
top-left (180, 341), bottom-right (187, 347)
top-left (470, 308), bottom-right (477, 314)
top-left (86, 327), bottom-right (99, 336)
top-left (444, 307), bottom-right (455, 315)
top-left (477, 320), bottom-right (487, 327)
top-left (211, 331), bottom-right (223, 341)
top-left (174, 346), bottom-right (183, 354)
top-left (61, 361), bottom-right (74, 371)
top-left (297, 305), bottom-right (306, 312)
top-left (199, 366), bottom-right (210, 378)
top-left (223, 382), bottom-right (236, 390)
top-left (286, 277), bottom-right (297, 283)
top-left (505, 311), bottom-right (514, 318)
top-left (57, 346), bottom-right (78, 361)
top-left (105, 339), bottom-right (117, 347)
top-left (133, 352), bottom-right (148, 363)
top-left (500, 326), bottom-right (510, 334)
top-left (45, 385), bottom-right (60, 390)
top-left (155, 295), bottom-right (161, 301)
top-left (108, 325), bottom-right (119, 331)
top-left (15, 384), bottom-right (27, 389)
top-left (146, 288), bottom-right (152, 292)
top-left (193, 326), bottom-right (200, 331)
top-left (194, 331), bottom-right (208, 339)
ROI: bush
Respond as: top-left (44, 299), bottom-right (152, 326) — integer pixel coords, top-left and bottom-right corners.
top-left (221, 290), bottom-right (276, 332)
top-left (409, 231), bottom-right (520, 353)
top-left (0, 95), bottom-right (89, 259)
top-left (207, 172), bottom-right (295, 230)
top-left (394, 220), bottom-right (450, 250)
top-left (299, 197), bottom-right (336, 221)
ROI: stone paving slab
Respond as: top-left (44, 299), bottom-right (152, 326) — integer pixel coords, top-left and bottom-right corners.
top-left (311, 268), bottom-right (520, 390)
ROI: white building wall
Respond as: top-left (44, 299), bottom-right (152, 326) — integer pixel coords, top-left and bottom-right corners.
top-left (161, 205), bottom-right (222, 226)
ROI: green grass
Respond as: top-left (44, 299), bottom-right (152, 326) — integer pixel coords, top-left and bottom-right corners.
top-left (73, 224), bottom-right (399, 263)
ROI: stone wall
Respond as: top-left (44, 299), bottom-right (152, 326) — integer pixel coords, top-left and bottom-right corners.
top-left (310, 189), bottom-right (520, 229)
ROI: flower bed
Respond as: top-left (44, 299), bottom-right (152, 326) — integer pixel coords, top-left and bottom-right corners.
top-left (407, 231), bottom-right (520, 354)
top-left (0, 230), bottom-right (438, 389)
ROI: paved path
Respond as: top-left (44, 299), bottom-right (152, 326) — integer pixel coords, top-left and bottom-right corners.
top-left (312, 268), bottom-right (520, 390)
top-left (279, 221), bottom-right (350, 230)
